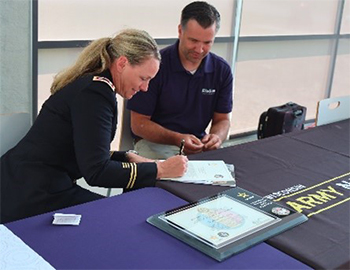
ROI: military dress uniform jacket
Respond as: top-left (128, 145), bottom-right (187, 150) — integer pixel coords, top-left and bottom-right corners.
top-left (0, 70), bottom-right (157, 223)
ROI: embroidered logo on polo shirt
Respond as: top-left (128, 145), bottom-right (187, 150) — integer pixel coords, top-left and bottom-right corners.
top-left (202, 88), bottom-right (216, 95)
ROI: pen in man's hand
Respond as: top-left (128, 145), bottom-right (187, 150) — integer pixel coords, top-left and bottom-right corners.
top-left (179, 139), bottom-right (185, 155)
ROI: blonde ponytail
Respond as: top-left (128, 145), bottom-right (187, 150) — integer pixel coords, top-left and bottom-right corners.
top-left (50, 29), bottom-right (160, 94)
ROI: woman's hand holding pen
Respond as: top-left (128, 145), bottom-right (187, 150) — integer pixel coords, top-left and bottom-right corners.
top-left (156, 155), bottom-right (188, 179)
top-left (126, 150), bottom-right (188, 179)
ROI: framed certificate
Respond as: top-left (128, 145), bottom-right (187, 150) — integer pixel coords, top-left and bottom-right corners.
top-left (147, 187), bottom-right (307, 261)
top-left (160, 194), bottom-right (279, 249)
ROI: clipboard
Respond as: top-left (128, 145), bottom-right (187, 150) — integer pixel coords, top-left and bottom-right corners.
top-left (147, 187), bottom-right (308, 262)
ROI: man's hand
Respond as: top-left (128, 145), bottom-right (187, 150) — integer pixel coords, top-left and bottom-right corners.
top-left (181, 134), bottom-right (204, 155)
top-left (201, 133), bottom-right (222, 151)
top-left (202, 112), bottom-right (230, 151)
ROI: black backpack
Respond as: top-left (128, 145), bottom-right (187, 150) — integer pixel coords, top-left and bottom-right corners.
top-left (258, 102), bottom-right (307, 139)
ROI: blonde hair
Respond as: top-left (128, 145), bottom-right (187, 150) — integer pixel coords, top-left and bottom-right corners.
top-left (50, 29), bottom-right (160, 94)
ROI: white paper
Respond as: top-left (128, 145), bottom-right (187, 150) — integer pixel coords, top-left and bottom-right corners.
top-left (161, 160), bottom-right (236, 187)
top-left (0, 225), bottom-right (55, 270)
top-left (52, 213), bottom-right (81, 226)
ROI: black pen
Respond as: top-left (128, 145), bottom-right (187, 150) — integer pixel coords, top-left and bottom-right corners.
top-left (179, 139), bottom-right (185, 155)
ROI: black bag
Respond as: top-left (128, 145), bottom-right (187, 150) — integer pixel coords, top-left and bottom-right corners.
top-left (258, 102), bottom-right (307, 139)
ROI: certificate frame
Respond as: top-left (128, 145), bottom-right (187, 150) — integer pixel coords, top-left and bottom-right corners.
top-left (147, 187), bottom-right (308, 262)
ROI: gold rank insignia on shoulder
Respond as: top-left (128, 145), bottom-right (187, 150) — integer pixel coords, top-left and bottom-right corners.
top-left (93, 76), bottom-right (116, 92)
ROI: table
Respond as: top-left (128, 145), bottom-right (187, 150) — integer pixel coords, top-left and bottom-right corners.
top-left (5, 188), bottom-right (310, 269)
top-left (157, 119), bottom-right (350, 269)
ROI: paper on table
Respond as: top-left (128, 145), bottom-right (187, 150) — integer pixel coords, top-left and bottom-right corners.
top-left (0, 225), bottom-right (55, 270)
top-left (52, 213), bottom-right (81, 225)
top-left (161, 160), bottom-right (236, 187)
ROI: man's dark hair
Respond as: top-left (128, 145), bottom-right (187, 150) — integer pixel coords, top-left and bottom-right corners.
top-left (181, 1), bottom-right (221, 32)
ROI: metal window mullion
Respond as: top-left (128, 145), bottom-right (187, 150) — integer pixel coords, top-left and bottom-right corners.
top-left (324, 0), bottom-right (345, 99)
top-left (32, 0), bottom-right (38, 121)
top-left (231, 0), bottom-right (243, 76)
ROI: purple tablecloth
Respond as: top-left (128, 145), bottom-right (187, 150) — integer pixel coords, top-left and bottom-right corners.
top-left (6, 188), bottom-right (310, 269)
top-left (157, 119), bottom-right (350, 269)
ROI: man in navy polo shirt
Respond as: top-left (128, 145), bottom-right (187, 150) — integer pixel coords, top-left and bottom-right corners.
top-left (127, 1), bottom-right (233, 159)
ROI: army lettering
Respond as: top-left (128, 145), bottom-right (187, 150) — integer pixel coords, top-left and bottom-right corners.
top-left (272, 172), bottom-right (350, 217)
top-left (286, 185), bottom-right (344, 213)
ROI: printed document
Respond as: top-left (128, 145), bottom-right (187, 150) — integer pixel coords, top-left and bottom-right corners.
top-left (161, 160), bottom-right (235, 187)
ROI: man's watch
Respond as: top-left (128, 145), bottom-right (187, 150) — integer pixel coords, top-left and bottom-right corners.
top-left (125, 150), bottom-right (139, 161)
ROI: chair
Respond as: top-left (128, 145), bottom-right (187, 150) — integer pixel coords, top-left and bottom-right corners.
top-left (0, 113), bottom-right (31, 157)
top-left (118, 99), bottom-right (134, 151)
top-left (316, 95), bottom-right (350, 126)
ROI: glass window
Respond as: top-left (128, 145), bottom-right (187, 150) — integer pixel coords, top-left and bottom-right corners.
top-left (331, 39), bottom-right (350, 98)
top-left (231, 39), bottom-right (332, 135)
top-left (36, 0), bottom-right (349, 140)
top-left (38, 0), bottom-right (234, 40)
top-left (340, 0), bottom-right (350, 34)
top-left (38, 48), bottom-right (82, 111)
top-left (240, 0), bottom-right (338, 36)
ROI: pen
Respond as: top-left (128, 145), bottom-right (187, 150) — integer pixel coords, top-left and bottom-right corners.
top-left (179, 139), bottom-right (185, 155)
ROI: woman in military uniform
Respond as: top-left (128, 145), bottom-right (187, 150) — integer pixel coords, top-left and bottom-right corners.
top-left (0, 29), bottom-right (188, 223)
